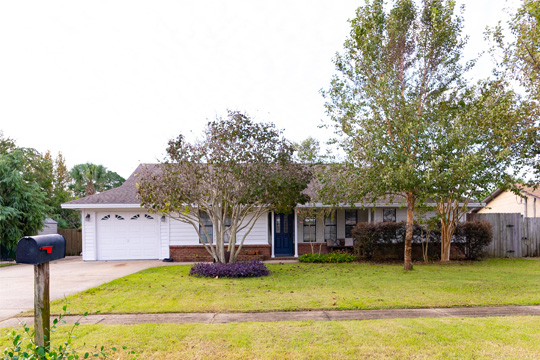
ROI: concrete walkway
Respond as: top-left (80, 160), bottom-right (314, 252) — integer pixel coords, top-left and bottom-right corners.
top-left (2, 305), bottom-right (540, 328)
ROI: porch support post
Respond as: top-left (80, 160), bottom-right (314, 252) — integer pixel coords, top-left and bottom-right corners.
top-left (271, 211), bottom-right (275, 258)
top-left (368, 208), bottom-right (372, 223)
top-left (534, 198), bottom-right (537, 218)
top-left (294, 209), bottom-right (298, 258)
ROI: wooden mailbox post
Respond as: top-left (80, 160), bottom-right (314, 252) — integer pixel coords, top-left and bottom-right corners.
top-left (16, 234), bottom-right (66, 347)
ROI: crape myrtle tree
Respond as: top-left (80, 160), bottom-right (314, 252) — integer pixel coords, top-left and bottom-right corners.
top-left (321, 0), bottom-right (475, 270)
top-left (137, 111), bottom-right (311, 264)
top-left (488, 0), bottom-right (540, 182)
top-left (428, 80), bottom-right (534, 262)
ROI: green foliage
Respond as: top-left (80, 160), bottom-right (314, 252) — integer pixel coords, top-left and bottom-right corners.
top-left (321, 0), bottom-right (532, 267)
top-left (293, 137), bottom-right (324, 164)
top-left (70, 163), bottom-right (125, 198)
top-left (454, 220), bottom-right (493, 260)
top-left (0, 133), bottom-right (50, 256)
top-left (1, 304), bottom-right (136, 359)
top-left (138, 111), bottom-right (311, 264)
top-left (298, 251), bottom-right (357, 263)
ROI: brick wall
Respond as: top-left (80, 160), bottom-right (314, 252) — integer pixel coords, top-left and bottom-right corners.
top-left (298, 243), bottom-right (330, 255)
top-left (170, 245), bottom-right (271, 262)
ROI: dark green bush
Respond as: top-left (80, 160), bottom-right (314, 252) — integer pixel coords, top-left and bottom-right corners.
top-left (454, 220), bottom-right (493, 260)
top-left (352, 221), bottom-right (440, 260)
top-left (299, 252), bottom-right (357, 263)
top-left (352, 220), bottom-right (493, 261)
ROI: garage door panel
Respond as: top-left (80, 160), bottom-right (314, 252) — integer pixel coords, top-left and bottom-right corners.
top-left (97, 212), bottom-right (159, 260)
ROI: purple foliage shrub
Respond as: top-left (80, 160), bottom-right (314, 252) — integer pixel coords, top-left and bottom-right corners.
top-left (190, 260), bottom-right (270, 278)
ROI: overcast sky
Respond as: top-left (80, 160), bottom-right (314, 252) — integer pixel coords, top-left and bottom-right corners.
top-left (0, 0), bottom-right (520, 179)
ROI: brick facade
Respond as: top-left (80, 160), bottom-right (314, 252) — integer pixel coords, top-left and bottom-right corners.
top-left (170, 245), bottom-right (272, 262)
top-left (297, 243), bottom-right (330, 255)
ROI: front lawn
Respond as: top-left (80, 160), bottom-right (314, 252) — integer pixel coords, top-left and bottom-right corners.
top-left (53, 258), bottom-right (540, 314)
top-left (2, 316), bottom-right (540, 359)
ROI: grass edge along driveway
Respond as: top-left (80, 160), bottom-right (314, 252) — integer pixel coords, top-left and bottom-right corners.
top-left (51, 258), bottom-right (540, 315)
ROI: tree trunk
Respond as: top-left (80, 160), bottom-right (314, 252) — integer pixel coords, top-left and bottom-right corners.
top-left (440, 222), bottom-right (456, 263)
top-left (404, 191), bottom-right (415, 271)
top-left (440, 225), bottom-right (450, 262)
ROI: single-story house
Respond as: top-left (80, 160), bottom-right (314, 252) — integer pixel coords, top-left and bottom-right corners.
top-left (62, 164), bottom-right (481, 261)
top-left (476, 185), bottom-right (540, 218)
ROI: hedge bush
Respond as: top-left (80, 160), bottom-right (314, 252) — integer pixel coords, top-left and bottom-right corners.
top-left (352, 221), bottom-right (440, 261)
top-left (454, 220), bottom-right (493, 260)
top-left (352, 220), bottom-right (492, 261)
top-left (298, 252), bottom-right (357, 263)
top-left (190, 260), bottom-right (270, 278)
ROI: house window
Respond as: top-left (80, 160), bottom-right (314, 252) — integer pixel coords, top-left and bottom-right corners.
top-left (199, 212), bottom-right (213, 244)
top-left (324, 213), bottom-right (337, 241)
top-left (383, 209), bottom-right (397, 222)
top-left (303, 216), bottom-right (316, 242)
top-left (199, 212), bottom-right (231, 244)
top-left (345, 210), bottom-right (357, 238)
top-left (223, 216), bottom-right (232, 244)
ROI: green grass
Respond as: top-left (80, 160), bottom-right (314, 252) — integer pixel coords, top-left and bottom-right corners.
top-left (52, 258), bottom-right (540, 314)
top-left (0, 263), bottom-right (17, 268)
top-left (2, 316), bottom-right (540, 359)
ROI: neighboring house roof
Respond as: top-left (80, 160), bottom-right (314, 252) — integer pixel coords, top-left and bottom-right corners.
top-left (62, 164), bottom-right (158, 209)
top-left (482, 185), bottom-right (540, 205)
top-left (471, 184), bottom-right (539, 213)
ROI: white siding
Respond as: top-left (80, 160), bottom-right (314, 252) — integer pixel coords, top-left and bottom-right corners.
top-left (169, 218), bottom-right (199, 245)
top-left (237, 214), bottom-right (269, 245)
top-left (82, 210), bottom-right (97, 261)
top-left (160, 216), bottom-right (170, 259)
top-left (169, 213), bottom-right (269, 245)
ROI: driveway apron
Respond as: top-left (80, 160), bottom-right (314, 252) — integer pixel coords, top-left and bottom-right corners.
top-left (0, 257), bottom-right (170, 321)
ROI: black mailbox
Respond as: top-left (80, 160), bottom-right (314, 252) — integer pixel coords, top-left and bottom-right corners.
top-left (16, 234), bottom-right (66, 265)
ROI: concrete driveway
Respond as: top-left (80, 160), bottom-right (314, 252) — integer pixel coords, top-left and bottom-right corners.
top-left (0, 257), bottom-right (174, 322)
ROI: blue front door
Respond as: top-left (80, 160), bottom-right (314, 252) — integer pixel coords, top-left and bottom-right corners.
top-left (274, 213), bottom-right (294, 256)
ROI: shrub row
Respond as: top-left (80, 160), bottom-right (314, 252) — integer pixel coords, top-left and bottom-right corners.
top-left (190, 260), bottom-right (270, 278)
top-left (299, 252), bottom-right (357, 263)
top-left (352, 220), bottom-right (492, 261)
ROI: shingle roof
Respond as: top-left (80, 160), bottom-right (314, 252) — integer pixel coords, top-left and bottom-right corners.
top-left (63, 163), bottom-right (484, 209)
top-left (62, 164), bottom-right (158, 206)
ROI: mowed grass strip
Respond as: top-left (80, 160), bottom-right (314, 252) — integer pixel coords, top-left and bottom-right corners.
top-left (53, 258), bottom-right (540, 314)
top-left (2, 316), bottom-right (540, 359)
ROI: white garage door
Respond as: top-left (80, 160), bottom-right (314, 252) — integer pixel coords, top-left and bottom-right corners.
top-left (96, 212), bottom-right (160, 260)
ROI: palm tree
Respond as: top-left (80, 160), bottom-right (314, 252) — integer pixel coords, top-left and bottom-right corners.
top-left (70, 163), bottom-right (108, 197)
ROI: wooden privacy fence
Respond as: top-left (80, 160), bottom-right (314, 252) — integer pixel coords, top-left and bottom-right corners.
top-left (470, 213), bottom-right (540, 258)
top-left (57, 229), bottom-right (82, 256)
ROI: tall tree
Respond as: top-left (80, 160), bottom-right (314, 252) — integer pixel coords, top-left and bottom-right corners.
top-left (428, 80), bottom-right (534, 261)
top-left (0, 132), bottom-right (50, 256)
top-left (321, 0), bottom-right (472, 270)
top-left (137, 111), bottom-right (311, 264)
top-left (50, 153), bottom-right (80, 228)
top-left (488, 0), bottom-right (540, 181)
top-left (70, 163), bottom-right (125, 197)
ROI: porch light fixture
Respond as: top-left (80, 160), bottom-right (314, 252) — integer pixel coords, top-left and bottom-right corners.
top-left (85, 214), bottom-right (91, 222)
top-left (161, 216), bottom-right (166, 223)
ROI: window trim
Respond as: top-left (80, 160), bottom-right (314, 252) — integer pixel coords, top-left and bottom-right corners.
top-left (324, 212), bottom-right (337, 241)
top-left (383, 208), bottom-right (397, 222)
top-left (345, 209), bottom-right (357, 238)
top-left (303, 216), bottom-right (317, 242)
